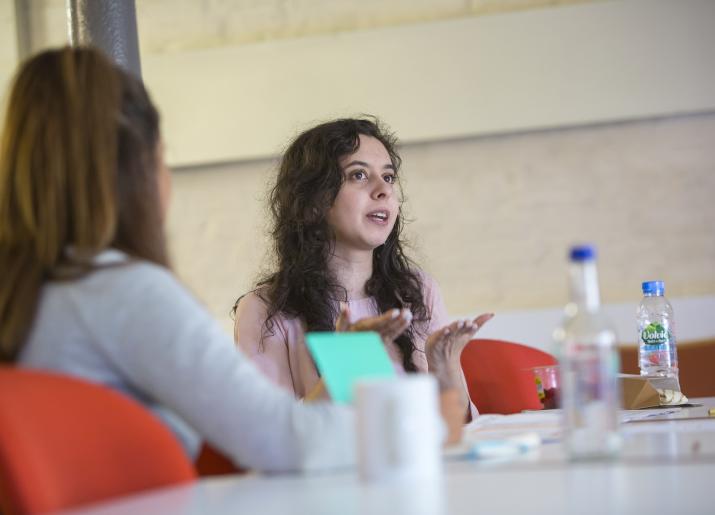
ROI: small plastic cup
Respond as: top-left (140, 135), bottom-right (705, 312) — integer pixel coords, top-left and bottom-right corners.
top-left (531, 365), bottom-right (560, 409)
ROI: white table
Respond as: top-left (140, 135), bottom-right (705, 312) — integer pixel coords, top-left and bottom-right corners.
top-left (62, 399), bottom-right (715, 515)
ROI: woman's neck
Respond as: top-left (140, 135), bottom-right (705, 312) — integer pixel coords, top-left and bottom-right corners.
top-left (328, 246), bottom-right (374, 301)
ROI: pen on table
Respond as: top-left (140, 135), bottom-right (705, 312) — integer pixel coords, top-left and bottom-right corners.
top-left (467, 433), bottom-right (541, 460)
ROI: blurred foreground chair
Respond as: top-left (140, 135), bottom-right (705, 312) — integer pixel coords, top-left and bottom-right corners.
top-left (619, 338), bottom-right (715, 397)
top-left (0, 367), bottom-right (196, 515)
top-left (461, 339), bottom-right (557, 414)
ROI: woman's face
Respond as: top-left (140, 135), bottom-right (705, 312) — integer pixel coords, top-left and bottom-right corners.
top-left (326, 135), bottom-right (399, 255)
top-left (156, 140), bottom-right (172, 220)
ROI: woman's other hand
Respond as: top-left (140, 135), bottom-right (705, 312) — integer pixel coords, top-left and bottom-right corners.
top-left (426, 313), bottom-right (494, 391)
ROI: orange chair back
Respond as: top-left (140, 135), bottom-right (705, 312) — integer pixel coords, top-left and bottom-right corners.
top-left (461, 339), bottom-right (557, 414)
top-left (0, 368), bottom-right (196, 515)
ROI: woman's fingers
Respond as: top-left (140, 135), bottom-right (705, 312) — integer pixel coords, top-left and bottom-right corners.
top-left (444, 313), bottom-right (494, 355)
top-left (426, 325), bottom-right (451, 352)
top-left (348, 308), bottom-right (412, 343)
top-left (381, 309), bottom-right (412, 341)
top-left (351, 308), bottom-right (398, 332)
top-left (473, 312), bottom-right (494, 330)
top-left (429, 313), bottom-right (494, 356)
top-left (335, 304), bottom-right (351, 332)
top-left (449, 313), bottom-right (494, 339)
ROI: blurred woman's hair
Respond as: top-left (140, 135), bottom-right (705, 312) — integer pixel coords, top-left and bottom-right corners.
top-left (0, 46), bottom-right (168, 361)
top-left (236, 117), bottom-right (428, 372)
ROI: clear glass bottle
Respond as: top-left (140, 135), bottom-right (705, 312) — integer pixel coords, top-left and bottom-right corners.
top-left (637, 280), bottom-right (679, 379)
top-left (554, 245), bottom-right (621, 460)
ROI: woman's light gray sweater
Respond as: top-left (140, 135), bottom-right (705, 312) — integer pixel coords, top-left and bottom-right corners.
top-left (19, 250), bottom-right (354, 473)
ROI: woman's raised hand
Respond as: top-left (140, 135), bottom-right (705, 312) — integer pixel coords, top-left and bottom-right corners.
top-left (425, 313), bottom-right (494, 391)
top-left (335, 305), bottom-right (412, 346)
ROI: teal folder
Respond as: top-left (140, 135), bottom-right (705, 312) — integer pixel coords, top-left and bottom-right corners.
top-left (305, 331), bottom-right (396, 404)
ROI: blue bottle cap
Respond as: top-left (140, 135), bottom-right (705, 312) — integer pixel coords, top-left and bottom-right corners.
top-left (569, 244), bottom-right (596, 262)
top-left (642, 280), bottom-right (665, 295)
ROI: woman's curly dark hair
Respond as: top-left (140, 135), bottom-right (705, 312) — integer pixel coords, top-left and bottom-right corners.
top-left (239, 117), bottom-right (428, 372)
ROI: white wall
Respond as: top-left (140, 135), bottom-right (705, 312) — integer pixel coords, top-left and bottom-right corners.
top-left (475, 296), bottom-right (715, 352)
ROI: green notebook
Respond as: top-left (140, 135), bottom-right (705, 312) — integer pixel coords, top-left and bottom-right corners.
top-left (305, 331), bottom-right (396, 404)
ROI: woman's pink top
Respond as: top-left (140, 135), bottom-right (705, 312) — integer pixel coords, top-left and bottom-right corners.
top-left (234, 274), bottom-right (450, 399)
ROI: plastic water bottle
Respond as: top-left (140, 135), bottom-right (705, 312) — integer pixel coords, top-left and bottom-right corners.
top-left (554, 245), bottom-right (621, 460)
top-left (637, 280), bottom-right (678, 379)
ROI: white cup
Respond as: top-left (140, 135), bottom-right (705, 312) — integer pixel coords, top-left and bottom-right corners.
top-left (355, 375), bottom-right (443, 483)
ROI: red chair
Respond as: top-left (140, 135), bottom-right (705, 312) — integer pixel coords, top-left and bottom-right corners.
top-left (460, 339), bottom-right (557, 414)
top-left (0, 367), bottom-right (196, 515)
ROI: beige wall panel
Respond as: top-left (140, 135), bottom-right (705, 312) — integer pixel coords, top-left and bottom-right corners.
top-left (142, 0), bottom-right (715, 167)
top-left (16, 0), bottom-right (595, 56)
top-left (134, 0), bottom-right (591, 53)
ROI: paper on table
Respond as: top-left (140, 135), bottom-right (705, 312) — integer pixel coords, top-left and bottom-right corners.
top-left (463, 412), bottom-right (562, 442)
top-left (514, 408), bottom-right (684, 423)
top-left (459, 406), bottom-right (683, 445)
top-left (620, 408), bottom-right (681, 423)
top-left (456, 402), bottom-right (691, 454)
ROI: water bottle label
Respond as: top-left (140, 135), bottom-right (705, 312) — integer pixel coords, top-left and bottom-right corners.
top-left (640, 322), bottom-right (671, 347)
